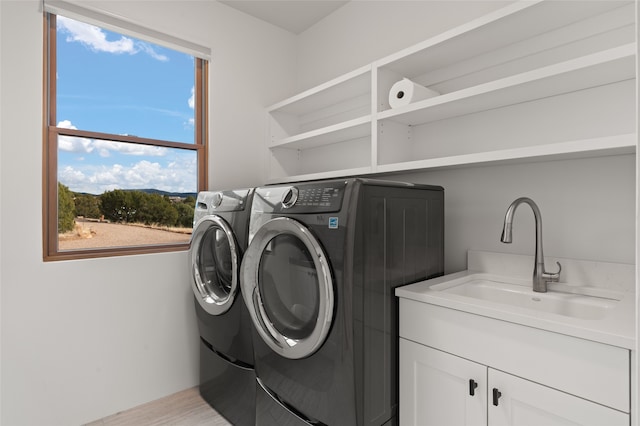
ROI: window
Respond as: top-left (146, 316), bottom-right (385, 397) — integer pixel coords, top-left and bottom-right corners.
top-left (43, 10), bottom-right (208, 260)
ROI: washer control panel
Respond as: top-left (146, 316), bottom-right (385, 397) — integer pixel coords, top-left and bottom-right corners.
top-left (195, 189), bottom-right (250, 214)
top-left (256, 181), bottom-right (347, 213)
top-left (291, 186), bottom-right (343, 209)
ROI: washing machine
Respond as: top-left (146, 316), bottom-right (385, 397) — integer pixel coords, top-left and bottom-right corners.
top-left (240, 178), bottom-right (444, 426)
top-left (189, 189), bottom-right (256, 426)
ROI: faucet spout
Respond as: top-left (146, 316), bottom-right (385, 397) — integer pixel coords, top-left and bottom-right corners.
top-left (500, 222), bottom-right (513, 243)
top-left (500, 197), bottom-right (561, 293)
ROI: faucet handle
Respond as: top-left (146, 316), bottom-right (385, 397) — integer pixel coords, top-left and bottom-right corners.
top-left (543, 261), bottom-right (562, 282)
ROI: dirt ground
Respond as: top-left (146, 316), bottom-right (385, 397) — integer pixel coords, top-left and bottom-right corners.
top-left (58, 219), bottom-right (192, 250)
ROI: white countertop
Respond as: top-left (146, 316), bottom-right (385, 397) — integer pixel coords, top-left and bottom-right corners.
top-left (395, 251), bottom-right (636, 349)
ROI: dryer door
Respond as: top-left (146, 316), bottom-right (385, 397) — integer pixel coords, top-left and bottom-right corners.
top-left (241, 217), bottom-right (334, 360)
top-left (190, 215), bottom-right (240, 315)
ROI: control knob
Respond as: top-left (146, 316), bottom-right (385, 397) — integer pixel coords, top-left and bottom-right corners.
top-left (281, 187), bottom-right (299, 209)
top-left (210, 192), bottom-right (223, 209)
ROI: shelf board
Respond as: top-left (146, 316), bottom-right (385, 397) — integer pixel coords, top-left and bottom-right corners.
top-left (268, 166), bottom-right (374, 184)
top-left (270, 115), bottom-right (371, 150)
top-left (375, 134), bottom-right (636, 174)
top-left (269, 134), bottom-right (635, 183)
top-left (267, 65), bottom-right (371, 116)
top-left (376, 0), bottom-right (632, 79)
top-left (377, 44), bottom-right (635, 126)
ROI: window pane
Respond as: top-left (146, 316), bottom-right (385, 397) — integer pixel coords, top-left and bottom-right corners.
top-left (56, 16), bottom-right (196, 143)
top-left (57, 136), bottom-right (197, 251)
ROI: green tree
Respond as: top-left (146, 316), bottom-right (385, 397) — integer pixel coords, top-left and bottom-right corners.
top-left (100, 190), bottom-right (182, 226)
top-left (58, 182), bottom-right (75, 233)
top-left (183, 195), bottom-right (196, 208)
top-left (151, 195), bottom-right (179, 226)
top-left (100, 189), bottom-right (136, 223)
top-left (74, 193), bottom-right (101, 218)
top-left (175, 201), bottom-right (195, 228)
top-left (135, 193), bottom-right (176, 225)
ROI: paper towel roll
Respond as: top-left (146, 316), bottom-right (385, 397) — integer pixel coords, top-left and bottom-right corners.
top-left (388, 78), bottom-right (439, 109)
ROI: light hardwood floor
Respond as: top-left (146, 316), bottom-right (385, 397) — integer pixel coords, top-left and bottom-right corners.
top-left (85, 387), bottom-right (233, 426)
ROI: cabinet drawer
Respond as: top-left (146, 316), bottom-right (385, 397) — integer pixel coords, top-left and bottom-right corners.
top-left (399, 299), bottom-right (630, 412)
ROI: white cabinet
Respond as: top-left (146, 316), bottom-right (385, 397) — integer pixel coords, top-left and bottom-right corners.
top-left (400, 339), bottom-right (629, 426)
top-left (398, 300), bottom-right (631, 426)
top-left (399, 339), bottom-right (486, 426)
top-left (488, 369), bottom-right (628, 426)
top-left (265, 0), bottom-right (636, 183)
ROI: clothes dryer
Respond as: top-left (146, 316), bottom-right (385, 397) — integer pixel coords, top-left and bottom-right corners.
top-left (189, 189), bottom-right (255, 426)
top-left (240, 178), bottom-right (444, 426)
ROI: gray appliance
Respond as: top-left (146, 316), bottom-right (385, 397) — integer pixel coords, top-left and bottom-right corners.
top-left (189, 189), bottom-right (255, 426)
top-left (240, 178), bottom-right (444, 425)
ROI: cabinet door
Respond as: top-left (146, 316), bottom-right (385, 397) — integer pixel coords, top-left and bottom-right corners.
top-left (399, 338), bottom-right (486, 426)
top-left (488, 369), bottom-right (629, 426)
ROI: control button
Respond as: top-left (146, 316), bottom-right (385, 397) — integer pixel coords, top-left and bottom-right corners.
top-left (281, 187), bottom-right (299, 209)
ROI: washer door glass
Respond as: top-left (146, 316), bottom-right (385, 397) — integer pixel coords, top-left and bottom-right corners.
top-left (259, 233), bottom-right (319, 340)
top-left (242, 217), bottom-right (333, 360)
top-left (190, 216), bottom-right (239, 315)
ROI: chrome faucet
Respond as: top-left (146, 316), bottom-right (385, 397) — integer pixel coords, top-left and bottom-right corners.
top-left (500, 197), bottom-right (561, 293)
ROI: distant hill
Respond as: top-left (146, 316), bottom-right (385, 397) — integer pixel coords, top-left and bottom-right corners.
top-left (73, 189), bottom-right (197, 199)
top-left (129, 188), bottom-right (197, 199)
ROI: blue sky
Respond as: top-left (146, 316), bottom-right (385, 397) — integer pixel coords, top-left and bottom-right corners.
top-left (56, 16), bottom-right (197, 195)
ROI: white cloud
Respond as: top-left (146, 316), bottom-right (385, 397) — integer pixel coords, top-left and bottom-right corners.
top-left (138, 43), bottom-right (168, 61)
top-left (188, 86), bottom-right (195, 109)
top-left (93, 140), bottom-right (167, 158)
top-left (59, 165), bottom-right (86, 186)
top-left (57, 120), bottom-right (95, 154)
top-left (59, 156), bottom-right (197, 195)
top-left (57, 119), bottom-right (196, 194)
top-left (57, 120), bottom-right (167, 157)
top-left (57, 16), bottom-right (168, 61)
top-left (57, 16), bottom-right (135, 54)
top-left (59, 135), bottom-right (94, 153)
top-left (184, 87), bottom-right (195, 128)
top-left (58, 119), bottom-right (76, 130)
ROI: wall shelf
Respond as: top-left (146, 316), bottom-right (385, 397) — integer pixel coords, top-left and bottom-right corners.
top-left (375, 134), bottom-right (636, 175)
top-left (270, 115), bottom-right (371, 150)
top-left (265, 0), bottom-right (636, 183)
top-left (377, 44), bottom-right (634, 127)
top-left (268, 65), bottom-right (371, 116)
top-left (375, 1), bottom-right (631, 79)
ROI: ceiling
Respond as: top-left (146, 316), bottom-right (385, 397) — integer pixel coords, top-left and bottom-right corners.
top-left (219, 1), bottom-right (349, 34)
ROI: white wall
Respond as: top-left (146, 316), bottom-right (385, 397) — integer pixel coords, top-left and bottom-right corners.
top-left (0, 1), bottom-right (296, 425)
top-left (297, 1), bottom-right (509, 91)
top-left (297, 1), bottom-right (636, 274)
top-left (388, 156), bottom-right (635, 273)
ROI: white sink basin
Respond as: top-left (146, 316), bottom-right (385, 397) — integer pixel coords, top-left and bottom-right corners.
top-left (432, 276), bottom-right (620, 320)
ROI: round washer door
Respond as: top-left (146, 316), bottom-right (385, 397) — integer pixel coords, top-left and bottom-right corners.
top-left (190, 215), bottom-right (240, 315)
top-left (241, 217), bottom-right (334, 360)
